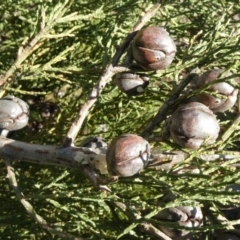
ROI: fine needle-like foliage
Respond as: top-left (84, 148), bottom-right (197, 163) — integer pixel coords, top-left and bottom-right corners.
top-left (0, 0), bottom-right (240, 239)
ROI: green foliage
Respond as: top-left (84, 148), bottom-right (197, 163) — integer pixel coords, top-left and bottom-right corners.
top-left (0, 0), bottom-right (240, 239)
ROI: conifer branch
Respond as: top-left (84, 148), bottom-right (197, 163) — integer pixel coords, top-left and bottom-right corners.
top-left (1, 136), bottom-right (240, 189)
top-left (63, 3), bottom-right (161, 146)
top-left (5, 157), bottom-right (84, 239)
top-left (0, 0), bottom-right (102, 94)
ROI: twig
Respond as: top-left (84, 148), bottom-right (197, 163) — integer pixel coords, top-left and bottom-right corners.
top-left (140, 73), bottom-right (198, 138)
top-left (1, 136), bottom-right (240, 172)
top-left (0, 136), bottom-right (110, 190)
top-left (141, 223), bottom-right (172, 240)
top-left (82, 164), bottom-right (111, 192)
top-left (150, 149), bottom-right (240, 170)
top-left (2, 136), bottom-right (240, 191)
top-left (5, 157), bottom-right (84, 239)
top-left (62, 3), bottom-right (161, 146)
